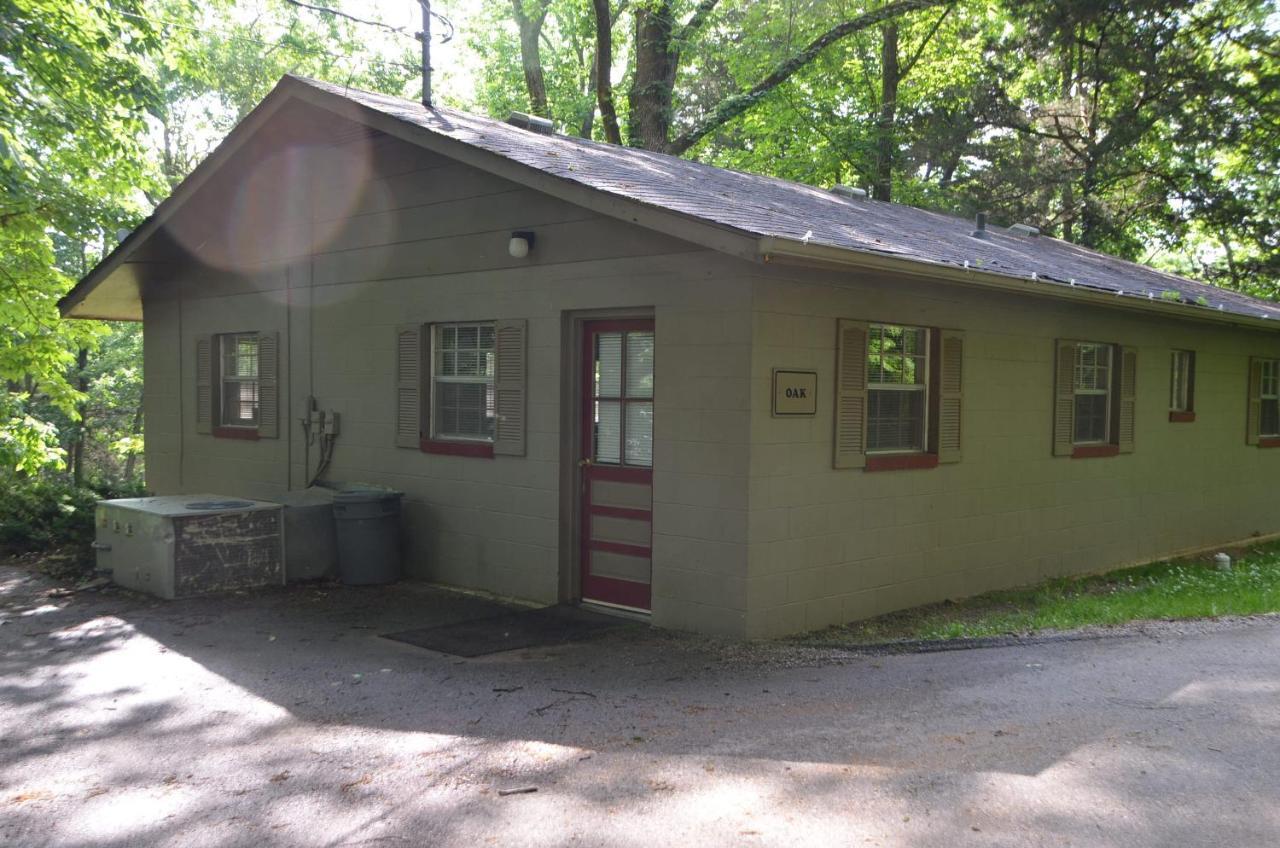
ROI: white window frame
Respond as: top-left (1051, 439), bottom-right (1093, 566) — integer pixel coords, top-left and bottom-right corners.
top-left (217, 332), bottom-right (260, 429)
top-left (866, 323), bottom-right (930, 455)
top-left (1170, 350), bottom-right (1194, 413)
top-left (430, 321), bottom-right (496, 443)
top-left (1261, 359), bottom-right (1280, 437)
top-left (1072, 342), bottom-right (1112, 445)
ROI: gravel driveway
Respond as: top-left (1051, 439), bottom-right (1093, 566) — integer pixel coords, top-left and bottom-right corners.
top-left (2, 564), bottom-right (1277, 848)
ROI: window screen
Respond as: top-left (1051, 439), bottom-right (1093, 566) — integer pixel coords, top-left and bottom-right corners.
top-left (432, 323), bottom-right (496, 441)
top-left (866, 324), bottom-right (928, 452)
top-left (219, 333), bottom-right (260, 427)
top-left (1073, 343), bottom-right (1112, 444)
top-left (1261, 359), bottom-right (1280, 437)
top-left (1170, 350), bottom-right (1194, 412)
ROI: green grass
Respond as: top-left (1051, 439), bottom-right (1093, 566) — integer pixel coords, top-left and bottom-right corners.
top-left (806, 543), bottom-right (1280, 645)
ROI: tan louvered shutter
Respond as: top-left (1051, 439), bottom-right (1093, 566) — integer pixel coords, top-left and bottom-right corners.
top-left (834, 319), bottom-right (869, 469)
top-left (395, 324), bottom-right (423, 448)
top-left (1116, 345), bottom-right (1136, 453)
top-left (1052, 340), bottom-right (1077, 456)
top-left (493, 319), bottom-right (527, 457)
top-left (937, 330), bottom-right (965, 463)
top-left (256, 332), bottom-right (280, 439)
top-left (195, 335), bottom-right (213, 434)
top-left (1246, 357), bottom-right (1263, 445)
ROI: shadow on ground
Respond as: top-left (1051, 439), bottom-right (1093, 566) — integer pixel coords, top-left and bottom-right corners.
top-left (2, 564), bottom-right (1278, 847)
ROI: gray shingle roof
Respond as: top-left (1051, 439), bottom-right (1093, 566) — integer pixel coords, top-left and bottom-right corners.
top-left (313, 78), bottom-right (1280, 323)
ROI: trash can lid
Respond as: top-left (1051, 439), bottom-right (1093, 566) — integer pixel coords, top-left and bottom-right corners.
top-left (332, 485), bottom-right (404, 504)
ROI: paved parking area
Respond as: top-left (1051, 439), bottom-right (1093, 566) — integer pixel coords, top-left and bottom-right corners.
top-left (2, 563), bottom-right (1278, 847)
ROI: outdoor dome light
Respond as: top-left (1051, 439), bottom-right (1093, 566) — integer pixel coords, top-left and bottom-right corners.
top-left (509, 231), bottom-right (535, 258)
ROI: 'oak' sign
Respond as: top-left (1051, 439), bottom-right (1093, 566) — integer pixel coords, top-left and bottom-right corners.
top-left (772, 369), bottom-right (818, 416)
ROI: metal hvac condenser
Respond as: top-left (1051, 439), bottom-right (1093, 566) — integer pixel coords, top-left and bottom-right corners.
top-left (94, 495), bottom-right (285, 599)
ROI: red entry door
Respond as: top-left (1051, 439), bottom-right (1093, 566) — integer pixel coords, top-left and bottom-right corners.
top-left (580, 320), bottom-right (655, 611)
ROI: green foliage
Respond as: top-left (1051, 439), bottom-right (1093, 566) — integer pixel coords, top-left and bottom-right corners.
top-left (0, 474), bottom-right (141, 555)
top-left (471, 0), bottom-right (1280, 293)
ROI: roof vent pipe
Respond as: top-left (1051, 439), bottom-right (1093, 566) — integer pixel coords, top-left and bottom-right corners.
top-left (971, 212), bottom-right (990, 240)
top-left (830, 185), bottom-right (868, 199)
top-left (507, 112), bottom-right (555, 135)
top-left (1009, 223), bottom-right (1041, 237)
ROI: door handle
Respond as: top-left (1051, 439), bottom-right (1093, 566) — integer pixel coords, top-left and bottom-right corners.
top-left (578, 458), bottom-right (593, 468)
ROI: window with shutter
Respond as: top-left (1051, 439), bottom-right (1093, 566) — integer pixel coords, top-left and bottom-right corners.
top-left (834, 320), bottom-right (963, 471)
top-left (1053, 339), bottom-right (1134, 458)
top-left (1250, 357), bottom-right (1280, 447)
top-left (416, 318), bottom-right (527, 459)
top-left (203, 331), bottom-right (278, 440)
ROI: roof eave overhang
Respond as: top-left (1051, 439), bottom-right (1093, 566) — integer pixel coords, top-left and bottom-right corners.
top-left (758, 236), bottom-right (1280, 334)
top-left (58, 85), bottom-right (302, 320)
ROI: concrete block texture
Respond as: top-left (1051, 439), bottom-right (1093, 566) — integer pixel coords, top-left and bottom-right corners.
top-left (743, 268), bottom-right (1280, 638)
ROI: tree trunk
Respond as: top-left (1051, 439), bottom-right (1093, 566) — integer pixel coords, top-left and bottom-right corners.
top-left (666, 0), bottom-right (947, 156)
top-left (628, 1), bottom-right (678, 151)
top-left (122, 403), bottom-right (144, 483)
top-left (873, 22), bottom-right (900, 201)
top-left (70, 346), bottom-right (89, 487)
top-left (592, 0), bottom-right (622, 144)
top-left (511, 0), bottom-right (551, 117)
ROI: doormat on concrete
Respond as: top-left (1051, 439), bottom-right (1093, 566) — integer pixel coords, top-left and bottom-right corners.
top-left (381, 605), bottom-right (633, 657)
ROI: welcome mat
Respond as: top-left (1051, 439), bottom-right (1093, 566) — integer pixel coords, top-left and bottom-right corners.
top-left (381, 605), bottom-right (633, 657)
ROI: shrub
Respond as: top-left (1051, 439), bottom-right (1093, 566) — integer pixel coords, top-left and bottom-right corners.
top-left (0, 476), bottom-right (145, 556)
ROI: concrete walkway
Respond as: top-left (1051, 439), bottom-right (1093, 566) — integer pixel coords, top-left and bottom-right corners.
top-left (2, 564), bottom-right (1277, 847)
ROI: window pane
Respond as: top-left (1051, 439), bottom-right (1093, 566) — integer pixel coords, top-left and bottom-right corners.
top-left (594, 400), bottom-right (621, 464)
top-left (595, 333), bottom-right (622, 398)
top-left (456, 325), bottom-right (478, 349)
top-left (1263, 399), bottom-right (1280, 438)
top-left (1074, 344), bottom-right (1111, 391)
top-left (625, 332), bottom-right (655, 399)
top-left (434, 382), bottom-right (494, 440)
top-left (625, 402), bottom-right (653, 466)
top-left (1074, 393), bottom-right (1109, 443)
top-left (868, 324), bottom-right (927, 386)
top-left (867, 388), bottom-right (925, 452)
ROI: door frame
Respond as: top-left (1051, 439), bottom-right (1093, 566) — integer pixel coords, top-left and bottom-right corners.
top-left (556, 309), bottom-right (655, 611)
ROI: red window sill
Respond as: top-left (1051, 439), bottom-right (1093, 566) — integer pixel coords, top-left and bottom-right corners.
top-left (1169, 411), bottom-right (1196, 423)
top-left (1259, 437), bottom-right (1280, 449)
top-left (213, 426), bottom-right (260, 441)
top-left (865, 453), bottom-right (939, 472)
top-left (1072, 444), bottom-right (1119, 459)
top-left (421, 438), bottom-right (495, 458)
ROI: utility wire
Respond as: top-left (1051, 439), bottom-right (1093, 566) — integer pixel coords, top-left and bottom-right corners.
top-left (111, 8), bottom-right (426, 77)
top-left (279, 0), bottom-right (455, 43)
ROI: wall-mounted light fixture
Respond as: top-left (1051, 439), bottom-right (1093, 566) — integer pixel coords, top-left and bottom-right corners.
top-left (509, 231), bottom-right (535, 258)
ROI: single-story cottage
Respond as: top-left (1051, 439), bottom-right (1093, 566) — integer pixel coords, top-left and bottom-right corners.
top-left (62, 75), bottom-right (1280, 637)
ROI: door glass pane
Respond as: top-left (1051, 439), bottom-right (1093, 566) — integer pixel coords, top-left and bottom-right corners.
top-left (595, 333), bottom-right (622, 398)
top-left (625, 402), bottom-right (653, 466)
top-left (594, 400), bottom-right (621, 464)
top-left (625, 332), bottom-right (654, 398)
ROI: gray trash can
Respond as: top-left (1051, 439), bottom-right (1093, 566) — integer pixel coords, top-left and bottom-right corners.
top-left (332, 486), bottom-right (404, 585)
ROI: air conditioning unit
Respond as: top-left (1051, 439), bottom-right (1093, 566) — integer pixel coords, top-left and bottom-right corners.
top-left (94, 495), bottom-right (285, 599)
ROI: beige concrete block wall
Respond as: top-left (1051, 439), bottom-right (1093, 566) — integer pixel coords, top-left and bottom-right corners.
top-left (141, 126), bottom-right (753, 635)
top-left (745, 266), bottom-right (1280, 638)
